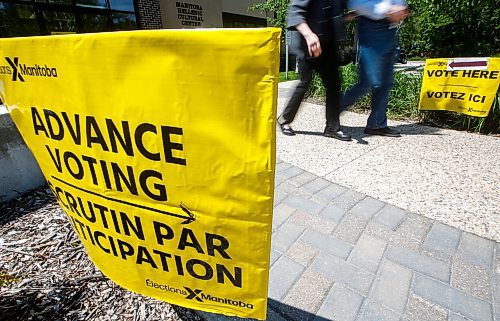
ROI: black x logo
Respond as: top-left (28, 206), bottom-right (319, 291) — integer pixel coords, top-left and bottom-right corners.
top-left (5, 57), bottom-right (25, 82)
top-left (184, 287), bottom-right (203, 302)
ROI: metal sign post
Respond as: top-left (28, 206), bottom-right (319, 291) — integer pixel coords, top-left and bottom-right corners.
top-left (285, 30), bottom-right (289, 80)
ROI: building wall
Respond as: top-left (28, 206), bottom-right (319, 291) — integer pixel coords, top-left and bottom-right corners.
top-left (0, 106), bottom-right (45, 203)
top-left (158, 0), bottom-right (269, 29)
top-left (137, 0), bottom-right (164, 29)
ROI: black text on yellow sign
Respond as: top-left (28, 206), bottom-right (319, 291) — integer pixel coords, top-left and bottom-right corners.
top-left (0, 29), bottom-right (281, 319)
top-left (419, 58), bottom-right (500, 117)
top-left (32, 107), bottom-right (187, 204)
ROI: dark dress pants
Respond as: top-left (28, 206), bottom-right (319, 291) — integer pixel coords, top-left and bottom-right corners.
top-left (281, 44), bottom-right (341, 131)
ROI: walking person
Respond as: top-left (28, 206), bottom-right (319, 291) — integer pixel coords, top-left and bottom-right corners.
top-left (341, 0), bottom-right (409, 137)
top-left (278, 0), bottom-right (352, 141)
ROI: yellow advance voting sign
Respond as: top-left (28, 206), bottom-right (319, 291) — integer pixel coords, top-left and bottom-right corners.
top-left (419, 57), bottom-right (500, 117)
top-left (0, 28), bottom-right (280, 319)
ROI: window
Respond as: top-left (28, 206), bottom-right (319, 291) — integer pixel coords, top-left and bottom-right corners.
top-left (0, 3), bottom-right (41, 37)
top-left (81, 13), bottom-right (110, 33)
top-left (36, 0), bottom-right (72, 4)
top-left (112, 13), bottom-right (137, 30)
top-left (0, 0), bottom-right (138, 38)
top-left (109, 0), bottom-right (134, 12)
top-left (43, 10), bottom-right (76, 34)
top-left (77, 0), bottom-right (107, 9)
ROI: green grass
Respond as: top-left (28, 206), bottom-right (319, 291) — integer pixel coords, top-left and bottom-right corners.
top-left (278, 71), bottom-right (299, 82)
top-left (387, 71), bottom-right (422, 120)
top-left (306, 63), bottom-right (500, 134)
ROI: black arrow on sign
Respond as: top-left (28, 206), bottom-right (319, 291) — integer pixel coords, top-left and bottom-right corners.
top-left (449, 60), bottom-right (487, 69)
top-left (50, 176), bottom-right (196, 224)
top-left (179, 202), bottom-right (195, 224)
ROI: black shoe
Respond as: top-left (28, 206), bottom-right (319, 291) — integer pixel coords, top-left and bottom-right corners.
top-left (364, 127), bottom-right (401, 137)
top-left (323, 128), bottom-right (352, 141)
top-left (278, 121), bottom-right (296, 136)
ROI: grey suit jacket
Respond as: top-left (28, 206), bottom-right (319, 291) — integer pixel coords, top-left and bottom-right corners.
top-left (287, 0), bottom-right (347, 59)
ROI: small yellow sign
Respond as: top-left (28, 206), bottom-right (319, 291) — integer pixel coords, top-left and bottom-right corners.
top-left (0, 29), bottom-right (280, 319)
top-left (419, 58), bottom-right (500, 117)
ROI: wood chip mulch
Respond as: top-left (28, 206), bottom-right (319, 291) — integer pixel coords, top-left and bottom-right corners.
top-left (0, 187), bottom-right (203, 321)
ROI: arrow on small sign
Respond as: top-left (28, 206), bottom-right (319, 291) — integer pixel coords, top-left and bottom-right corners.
top-left (449, 60), bottom-right (487, 69)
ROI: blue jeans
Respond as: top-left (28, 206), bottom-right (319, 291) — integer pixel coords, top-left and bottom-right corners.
top-left (341, 19), bottom-right (397, 129)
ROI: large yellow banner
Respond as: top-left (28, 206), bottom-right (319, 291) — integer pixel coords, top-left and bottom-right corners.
top-left (419, 57), bottom-right (500, 117)
top-left (0, 29), bottom-right (280, 319)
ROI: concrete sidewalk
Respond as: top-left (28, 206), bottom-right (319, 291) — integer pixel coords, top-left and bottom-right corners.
top-left (203, 159), bottom-right (498, 321)
top-left (201, 81), bottom-right (499, 321)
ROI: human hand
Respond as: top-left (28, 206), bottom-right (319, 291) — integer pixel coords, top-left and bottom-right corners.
top-left (304, 32), bottom-right (322, 58)
top-left (295, 22), bottom-right (322, 58)
top-left (386, 5), bottom-right (409, 24)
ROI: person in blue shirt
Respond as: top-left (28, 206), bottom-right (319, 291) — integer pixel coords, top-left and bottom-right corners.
top-left (341, 0), bottom-right (409, 137)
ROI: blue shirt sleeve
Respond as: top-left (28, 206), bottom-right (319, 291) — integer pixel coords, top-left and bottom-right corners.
top-left (348, 0), bottom-right (407, 20)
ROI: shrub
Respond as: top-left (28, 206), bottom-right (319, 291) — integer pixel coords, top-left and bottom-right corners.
top-left (387, 71), bottom-right (422, 120)
top-left (400, 0), bottom-right (499, 57)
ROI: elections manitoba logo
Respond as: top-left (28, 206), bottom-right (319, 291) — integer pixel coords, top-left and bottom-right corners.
top-left (183, 287), bottom-right (254, 309)
top-left (145, 280), bottom-right (254, 309)
top-left (0, 57), bottom-right (58, 82)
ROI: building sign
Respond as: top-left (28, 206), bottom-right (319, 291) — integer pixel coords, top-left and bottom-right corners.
top-left (0, 28), bottom-right (281, 319)
top-left (160, 0), bottom-right (222, 28)
top-left (419, 58), bottom-right (500, 117)
top-left (176, 1), bottom-right (204, 27)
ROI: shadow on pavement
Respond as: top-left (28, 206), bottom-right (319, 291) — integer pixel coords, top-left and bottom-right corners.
top-left (269, 298), bottom-right (328, 321)
top-left (290, 122), bottom-right (442, 145)
top-left (201, 299), bottom-right (329, 321)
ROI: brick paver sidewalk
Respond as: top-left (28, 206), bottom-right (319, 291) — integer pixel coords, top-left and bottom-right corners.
top-left (202, 160), bottom-right (499, 321)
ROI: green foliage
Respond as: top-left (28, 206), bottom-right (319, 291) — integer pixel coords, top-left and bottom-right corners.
top-left (387, 72), bottom-right (422, 120)
top-left (339, 63), bottom-right (359, 91)
top-left (249, 0), bottom-right (290, 30)
top-left (307, 72), bottom-right (326, 98)
top-left (400, 0), bottom-right (500, 57)
top-left (307, 64), bottom-right (500, 134)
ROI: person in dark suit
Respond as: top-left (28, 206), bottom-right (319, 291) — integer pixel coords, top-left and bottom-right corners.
top-left (278, 0), bottom-right (352, 141)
